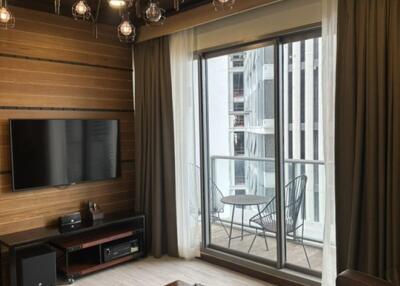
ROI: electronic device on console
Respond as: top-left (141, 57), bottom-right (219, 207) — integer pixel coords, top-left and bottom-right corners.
top-left (102, 238), bottom-right (140, 262)
top-left (58, 212), bottom-right (82, 233)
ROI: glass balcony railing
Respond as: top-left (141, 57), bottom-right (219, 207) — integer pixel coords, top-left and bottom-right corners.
top-left (208, 155), bottom-right (324, 271)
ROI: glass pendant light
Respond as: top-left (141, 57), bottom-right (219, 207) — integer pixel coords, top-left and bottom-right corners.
top-left (0, 0), bottom-right (15, 29)
top-left (108, 0), bottom-right (134, 9)
top-left (144, 0), bottom-right (166, 25)
top-left (117, 13), bottom-right (136, 43)
top-left (213, 0), bottom-right (235, 11)
top-left (72, 0), bottom-right (92, 21)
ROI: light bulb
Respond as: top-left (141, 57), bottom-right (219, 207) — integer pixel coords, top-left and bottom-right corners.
top-left (117, 17), bottom-right (136, 43)
top-left (109, 0), bottom-right (126, 8)
top-left (119, 20), bottom-right (133, 36)
top-left (0, 7), bottom-right (11, 24)
top-left (75, 1), bottom-right (88, 15)
top-left (145, 3), bottom-right (162, 23)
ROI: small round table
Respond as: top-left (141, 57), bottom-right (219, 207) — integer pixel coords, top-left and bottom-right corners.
top-left (221, 195), bottom-right (270, 248)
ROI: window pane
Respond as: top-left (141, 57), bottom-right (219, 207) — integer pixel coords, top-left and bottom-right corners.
top-left (206, 44), bottom-right (277, 263)
top-left (283, 37), bottom-right (323, 272)
top-left (233, 102), bottom-right (244, 111)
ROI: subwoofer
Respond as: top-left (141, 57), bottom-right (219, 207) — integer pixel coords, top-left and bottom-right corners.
top-left (17, 245), bottom-right (56, 286)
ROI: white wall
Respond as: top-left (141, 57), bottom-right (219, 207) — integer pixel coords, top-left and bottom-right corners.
top-left (194, 0), bottom-right (322, 51)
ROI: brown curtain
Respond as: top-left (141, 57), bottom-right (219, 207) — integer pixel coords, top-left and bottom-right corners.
top-left (134, 36), bottom-right (178, 258)
top-left (336, 0), bottom-right (400, 283)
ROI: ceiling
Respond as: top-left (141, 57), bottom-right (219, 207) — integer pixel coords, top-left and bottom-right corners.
top-left (8, 0), bottom-right (211, 26)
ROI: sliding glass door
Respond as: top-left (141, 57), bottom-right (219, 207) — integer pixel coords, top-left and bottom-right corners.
top-left (200, 30), bottom-right (323, 276)
top-left (201, 41), bottom-right (282, 266)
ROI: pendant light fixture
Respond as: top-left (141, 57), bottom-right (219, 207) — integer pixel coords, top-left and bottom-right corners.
top-left (72, 0), bottom-right (92, 21)
top-left (54, 0), bottom-right (240, 44)
top-left (213, 0), bottom-right (235, 11)
top-left (0, 0), bottom-right (15, 29)
top-left (117, 13), bottom-right (136, 43)
top-left (144, 0), bottom-right (166, 25)
top-left (108, 0), bottom-right (134, 9)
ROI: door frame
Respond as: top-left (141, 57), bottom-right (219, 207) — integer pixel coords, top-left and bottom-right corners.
top-left (198, 26), bottom-right (323, 279)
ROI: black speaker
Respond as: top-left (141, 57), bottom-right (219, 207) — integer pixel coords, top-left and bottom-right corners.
top-left (17, 245), bottom-right (57, 286)
top-left (59, 212), bottom-right (82, 226)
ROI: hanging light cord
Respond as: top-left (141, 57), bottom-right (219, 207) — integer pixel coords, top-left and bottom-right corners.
top-left (54, 0), bottom-right (62, 15)
top-left (92, 0), bottom-right (102, 39)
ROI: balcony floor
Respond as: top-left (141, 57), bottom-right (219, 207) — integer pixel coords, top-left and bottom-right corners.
top-left (210, 223), bottom-right (323, 272)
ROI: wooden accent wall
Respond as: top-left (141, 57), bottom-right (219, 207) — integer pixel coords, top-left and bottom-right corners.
top-left (0, 7), bottom-right (134, 235)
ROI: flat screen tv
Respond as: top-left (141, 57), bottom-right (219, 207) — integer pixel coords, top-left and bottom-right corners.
top-left (10, 119), bottom-right (120, 192)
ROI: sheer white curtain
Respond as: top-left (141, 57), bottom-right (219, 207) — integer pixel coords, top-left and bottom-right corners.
top-left (170, 29), bottom-right (201, 259)
top-left (322, 0), bottom-right (337, 285)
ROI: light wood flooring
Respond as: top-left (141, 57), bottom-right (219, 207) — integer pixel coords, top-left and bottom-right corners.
top-left (72, 256), bottom-right (273, 286)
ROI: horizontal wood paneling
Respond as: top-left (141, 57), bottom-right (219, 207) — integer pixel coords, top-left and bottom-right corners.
top-left (0, 59), bottom-right (132, 90)
top-left (4, 7), bottom-right (131, 69)
top-left (0, 162), bottom-right (134, 235)
top-left (9, 20), bottom-right (130, 56)
top-left (0, 7), bottom-right (134, 237)
top-left (0, 56), bottom-right (133, 110)
top-left (11, 6), bottom-right (123, 46)
top-left (0, 57), bottom-right (131, 81)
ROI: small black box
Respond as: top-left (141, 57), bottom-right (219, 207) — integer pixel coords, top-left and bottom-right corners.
top-left (17, 245), bottom-right (56, 286)
top-left (59, 212), bottom-right (82, 226)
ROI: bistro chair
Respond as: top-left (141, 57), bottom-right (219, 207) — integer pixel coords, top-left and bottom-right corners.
top-left (247, 174), bottom-right (311, 268)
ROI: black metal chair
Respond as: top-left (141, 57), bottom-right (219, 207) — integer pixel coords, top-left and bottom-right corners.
top-left (193, 165), bottom-right (229, 236)
top-left (247, 174), bottom-right (311, 268)
top-left (209, 179), bottom-right (229, 236)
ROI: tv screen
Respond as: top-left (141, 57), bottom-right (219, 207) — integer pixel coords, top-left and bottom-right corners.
top-left (10, 119), bottom-right (120, 192)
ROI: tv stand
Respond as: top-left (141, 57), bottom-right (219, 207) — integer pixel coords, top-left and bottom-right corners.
top-left (0, 213), bottom-right (146, 286)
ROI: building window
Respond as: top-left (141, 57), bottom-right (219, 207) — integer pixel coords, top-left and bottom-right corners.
top-left (288, 130), bottom-right (293, 159)
top-left (233, 102), bottom-right (244, 111)
top-left (232, 54), bottom-right (244, 67)
top-left (234, 161), bottom-right (245, 185)
top-left (313, 130), bottom-right (319, 160)
top-left (233, 72), bottom-right (244, 97)
top-left (234, 132), bottom-right (245, 155)
top-left (234, 115), bottom-right (244, 127)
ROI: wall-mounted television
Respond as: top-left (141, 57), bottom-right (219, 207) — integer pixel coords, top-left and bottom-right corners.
top-left (10, 119), bottom-right (120, 192)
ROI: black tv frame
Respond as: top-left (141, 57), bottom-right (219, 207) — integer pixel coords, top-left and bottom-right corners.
top-left (9, 119), bottom-right (121, 192)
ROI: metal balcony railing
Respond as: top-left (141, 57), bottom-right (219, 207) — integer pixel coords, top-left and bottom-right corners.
top-left (209, 155), bottom-right (326, 243)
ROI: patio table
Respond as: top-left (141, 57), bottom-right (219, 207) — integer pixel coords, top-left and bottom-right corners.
top-left (221, 195), bottom-right (270, 248)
